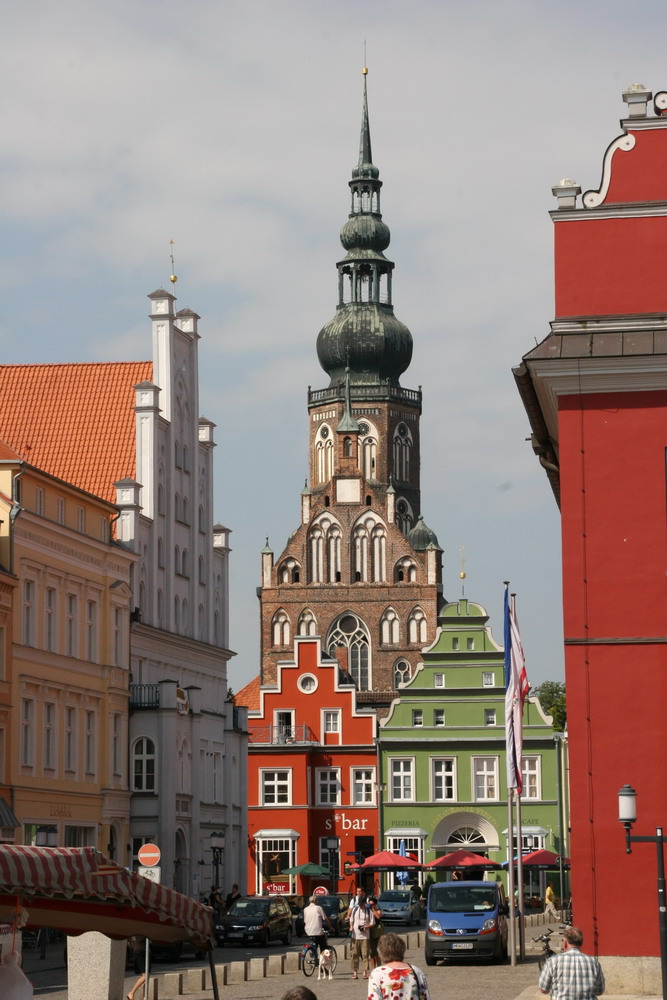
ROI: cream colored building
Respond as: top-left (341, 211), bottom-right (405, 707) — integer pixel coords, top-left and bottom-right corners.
top-left (0, 448), bottom-right (135, 859)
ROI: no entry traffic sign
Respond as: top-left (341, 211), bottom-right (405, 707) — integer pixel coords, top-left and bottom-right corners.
top-left (137, 843), bottom-right (161, 867)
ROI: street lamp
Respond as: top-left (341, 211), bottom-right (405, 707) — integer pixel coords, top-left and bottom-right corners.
top-left (35, 825), bottom-right (58, 847)
top-left (324, 838), bottom-right (338, 893)
top-left (618, 784), bottom-right (667, 999)
top-left (210, 831), bottom-right (225, 890)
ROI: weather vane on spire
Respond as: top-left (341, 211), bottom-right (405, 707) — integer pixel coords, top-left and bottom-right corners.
top-left (363, 39), bottom-right (368, 74)
top-left (169, 239), bottom-right (178, 285)
top-left (459, 546), bottom-right (467, 596)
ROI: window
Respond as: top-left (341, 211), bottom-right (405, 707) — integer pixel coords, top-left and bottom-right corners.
top-left (158, 537), bottom-right (164, 567)
top-left (0, 627), bottom-right (5, 681)
top-left (132, 738), bottom-right (156, 791)
top-left (261, 770), bottom-right (291, 805)
top-left (393, 660), bottom-right (411, 688)
top-left (352, 768), bottom-right (375, 805)
top-left (113, 608), bottom-right (123, 667)
top-left (86, 601), bottom-right (97, 662)
top-left (257, 837), bottom-right (296, 892)
top-left (77, 505), bottom-right (85, 533)
top-left (84, 711), bottom-right (96, 774)
top-left (434, 709), bottom-right (445, 726)
top-left (432, 758), bottom-right (456, 801)
top-left (380, 608), bottom-right (399, 645)
top-left (56, 497), bottom-right (65, 524)
top-left (482, 672), bottom-right (495, 687)
top-left (317, 768), bottom-right (340, 805)
top-left (452, 637), bottom-right (459, 650)
top-left (66, 595), bottom-right (78, 657)
top-left (327, 613), bottom-right (370, 691)
top-left (434, 673), bottom-right (445, 688)
top-left (22, 580), bottom-right (35, 646)
top-left (297, 609), bottom-right (316, 635)
top-left (112, 714), bottom-right (122, 777)
top-left (44, 703), bottom-right (56, 770)
top-left (521, 756), bottom-right (541, 799)
top-left (272, 610), bottom-right (290, 647)
top-left (323, 710), bottom-right (340, 734)
top-left (473, 757), bottom-right (498, 801)
top-left (467, 637), bottom-right (474, 650)
top-left (21, 699), bottom-right (34, 766)
top-left (352, 515), bottom-right (386, 583)
top-left (412, 709), bottom-right (423, 727)
top-left (408, 607), bottom-right (427, 644)
top-left (45, 588), bottom-right (56, 652)
top-left (35, 487), bottom-right (44, 517)
top-left (390, 759), bottom-right (414, 801)
top-left (65, 707), bottom-right (76, 772)
top-left (274, 710), bottom-right (295, 742)
top-left (100, 516), bottom-right (108, 542)
top-left (484, 709), bottom-right (496, 726)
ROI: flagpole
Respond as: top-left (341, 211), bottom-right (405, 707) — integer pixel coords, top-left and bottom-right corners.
top-left (507, 786), bottom-right (517, 966)
top-left (516, 787), bottom-right (526, 960)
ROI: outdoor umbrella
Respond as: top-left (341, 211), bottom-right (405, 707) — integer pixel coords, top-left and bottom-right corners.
top-left (352, 850), bottom-right (422, 872)
top-left (517, 849), bottom-right (570, 870)
top-left (426, 849), bottom-right (502, 869)
top-left (280, 862), bottom-right (330, 876)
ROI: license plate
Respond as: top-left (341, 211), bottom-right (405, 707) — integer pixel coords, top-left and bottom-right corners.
top-left (227, 932), bottom-right (243, 939)
top-left (452, 942), bottom-right (473, 950)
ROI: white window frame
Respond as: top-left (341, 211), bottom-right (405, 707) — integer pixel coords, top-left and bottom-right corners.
top-left (132, 737), bottom-right (156, 791)
top-left (45, 587), bottom-right (57, 653)
top-left (321, 709), bottom-right (341, 742)
top-left (65, 706), bottom-right (76, 774)
top-left (433, 708), bottom-right (445, 727)
top-left (66, 594), bottom-right (78, 657)
top-left (84, 710), bottom-right (96, 775)
top-left (432, 757), bottom-right (456, 801)
top-left (316, 767), bottom-right (341, 806)
top-left (482, 671), bottom-right (495, 687)
top-left (521, 756), bottom-right (541, 800)
top-left (44, 702), bottom-right (56, 770)
top-left (21, 698), bottom-right (34, 767)
top-left (23, 580), bottom-right (35, 646)
top-left (351, 767), bottom-right (375, 805)
top-left (434, 673), bottom-right (445, 688)
top-left (261, 769), bottom-right (292, 806)
top-left (466, 637), bottom-right (474, 650)
top-left (35, 487), bottom-right (44, 517)
top-left (77, 505), bottom-right (85, 534)
top-left (112, 713), bottom-right (122, 777)
top-left (86, 600), bottom-right (97, 662)
top-left (412, 709), bottom-right (423, 727)
top-left (484, 708), bottom-right (497, 726)
top-left (472, 756), bottom-right (499, 801)
top-left (56, 497), bottom-right (65, 524)
top-left (389, 758), bottom-right (415, 802)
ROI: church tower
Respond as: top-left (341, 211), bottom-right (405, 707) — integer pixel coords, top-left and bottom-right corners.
top-left (260, 71), bottom-right (443, 707)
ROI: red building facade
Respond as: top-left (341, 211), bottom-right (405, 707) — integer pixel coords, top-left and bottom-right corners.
top-left (238, 637), bottom-right (378, 896)
top-left (515, 85), bottom-right (667, 986)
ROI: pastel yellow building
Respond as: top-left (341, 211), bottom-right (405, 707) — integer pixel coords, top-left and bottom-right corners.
top-left (0, 444), bottom-right (135, 860)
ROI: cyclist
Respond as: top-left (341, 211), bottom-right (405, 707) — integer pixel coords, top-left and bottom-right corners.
top-left (303, 894), bottom-right (334, 956)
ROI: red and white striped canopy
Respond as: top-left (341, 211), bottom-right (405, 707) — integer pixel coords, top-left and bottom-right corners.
top-left (0, 846), bottom-right (213, 946)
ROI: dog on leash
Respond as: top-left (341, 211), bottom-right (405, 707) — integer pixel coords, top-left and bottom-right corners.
top-left (317, 947), bottom-right (335, 980)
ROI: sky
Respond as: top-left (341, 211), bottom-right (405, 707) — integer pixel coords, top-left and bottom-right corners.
top-left (2, 0), bottom-right (665, 694)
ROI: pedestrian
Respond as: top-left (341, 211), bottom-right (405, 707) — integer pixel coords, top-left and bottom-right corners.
top-left (367, 931), bottom-right (431, 1000)
top-left (367, 895), bottom-right (384, 969)
top-left (127, 972), bottom-right (145, 1000)
top-left (302, 894), bottom-right (333, 956)
top-left (209, 885), bottom-right (224, 916)
top-left (539, 925), bottom-right (605, 1000)
top-left (347, 887), bottom-right (372, 979)
top-left (545, 881), bottom-right (558, 919)
top-left (225, 882), bottom-right (242, 908)
top-left (281, 988), bottom-right (319, 1000)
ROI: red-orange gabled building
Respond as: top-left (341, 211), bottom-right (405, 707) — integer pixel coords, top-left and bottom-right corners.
top-left (515, 85), bottom-right (667, 990)
top-left (239, 636), bottom-right (378, 896)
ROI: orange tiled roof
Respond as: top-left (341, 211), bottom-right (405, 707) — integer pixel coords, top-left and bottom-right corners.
top-left (0, 439), bottom-right (23, 462)
top-left (0, 362), bottom-right (152, 503)
top-left (236, 675), bottom-right (261, 711)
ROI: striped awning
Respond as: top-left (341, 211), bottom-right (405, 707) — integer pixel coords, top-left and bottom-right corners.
top-left (0, 799), bottom-right (19, 829)
top-left (0, 846), bottom-right (213, 946)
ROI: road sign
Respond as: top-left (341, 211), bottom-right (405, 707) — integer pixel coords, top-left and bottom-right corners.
top-left (313, 885), bottom-right (327, 896)
top-left (138, 866), bottom-right (161, 884)
top-left (137, 843), bottom-right (161, 867)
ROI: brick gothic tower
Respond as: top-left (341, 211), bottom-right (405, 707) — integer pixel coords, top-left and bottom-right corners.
top-left (260, 71), bottom-right (443, 708)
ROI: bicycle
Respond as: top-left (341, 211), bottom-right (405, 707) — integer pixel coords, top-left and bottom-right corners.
top-left (533, 928), bottom-right (558, 971)
top-left (301, 935), bottom-right (337, 977)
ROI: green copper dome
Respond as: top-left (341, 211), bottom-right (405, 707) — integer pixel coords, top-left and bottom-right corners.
top-left (407, 515), bottom-right (441, 551)
top-left (316, 71), bottom-right (413, 388)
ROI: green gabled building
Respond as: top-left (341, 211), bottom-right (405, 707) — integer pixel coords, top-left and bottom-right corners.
top-left (377, 597), bottom-right (562, 891)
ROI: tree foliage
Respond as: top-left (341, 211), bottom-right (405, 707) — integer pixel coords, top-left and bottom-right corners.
top-left (532, 680), bottom-right (566, 731)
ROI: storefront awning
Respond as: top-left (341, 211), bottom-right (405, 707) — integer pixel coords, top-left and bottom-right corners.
top-left (0, 799), bottom-right (20, 829)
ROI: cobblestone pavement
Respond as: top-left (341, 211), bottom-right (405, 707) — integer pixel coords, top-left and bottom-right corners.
top-left (26, 935), bottom-right (543, 1000)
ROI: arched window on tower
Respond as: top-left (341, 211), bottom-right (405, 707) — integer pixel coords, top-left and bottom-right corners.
top-left (380, 608), bottom-right (399, 645)
top-left (279, 558), bottom-right (301, 584)
top-left (297, 608), bottom-right (317, 636)
top-left (395, 498), bottom-right (414, 536)
top-left (315, 424), bottom-right (334, 484)
top-left (394, 659), bottom-right (412, 688)
top-left (352, 513), bottom-right (387, 583)
top-left (343, 436), bottom-right (353, 457)
top-left (393, 423), bottom-right (413, 482)
top-left (272, 609), bottom-right (290, 648)
top-left (327, 613), bottom-right (371, 691)
top-left (408, 606), bottom-right (428, 645)
top-left (308, 515), bottom-right (342, 583)
top-left (357, 419), bottom-right (378, 481)
top-left (395, 557), bottom-right (417, 583)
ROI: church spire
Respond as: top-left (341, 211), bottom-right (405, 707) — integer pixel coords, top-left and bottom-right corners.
top-left (356, 66), bottom-right (375, 177)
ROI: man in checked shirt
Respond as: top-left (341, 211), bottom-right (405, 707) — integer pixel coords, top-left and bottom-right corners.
top-left (539, 926), bottom-right (605, 1000)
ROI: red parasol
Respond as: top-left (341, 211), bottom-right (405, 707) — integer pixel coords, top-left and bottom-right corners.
top-left (426, 849), bottom-right (502, 870)
top-left (517, 849), bottom-right (570, 870)
top-left (352, 850), bottom-right (422, 872)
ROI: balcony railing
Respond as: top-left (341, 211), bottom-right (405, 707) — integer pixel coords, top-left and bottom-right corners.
top-left (248, 724), bottom-right (318, 745)
top-left (308, 384), bottom-right (422, 407)
top-left (129, 684), bottom-right (160, 709)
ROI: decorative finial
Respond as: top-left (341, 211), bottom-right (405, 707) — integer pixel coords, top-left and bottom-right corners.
top-left (459, 546), bottom-right (466, 596)
top-left (363, 40), bottom-right (368, 75)
top-left (169, 239), bottom-right (178, 284)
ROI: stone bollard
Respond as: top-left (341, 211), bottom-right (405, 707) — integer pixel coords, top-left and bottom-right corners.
top-left (284, 950), bottom-right (301, 973)
top-left (248, 956), bottom-right (267, 980)
top-left (161, 971), bottom-right (184, 997)
top-left (185, 968), bottom-right (207, 991)
top-left (226, 960), bottom-right (248, 983)
top-left (67, 931), bottom-right (126, 1000)
top-left (267, 953), bottom-right (285, 976)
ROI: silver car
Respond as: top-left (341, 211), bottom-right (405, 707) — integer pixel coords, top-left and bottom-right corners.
top-left (378, 889), bottom-right (422, 925)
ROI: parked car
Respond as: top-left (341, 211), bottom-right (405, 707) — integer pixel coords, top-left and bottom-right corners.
top-left (378, 889), bottom-right (422, 925)
top-left (425, 880), bottom-right (509, 965)
top-left (221, 896), bottom-right (292, 946)
top-left (125, 936), bottom-right (206, 972)
top-left (312, 894), bottom-right (350, 936)
top-left (282, 894), bottom-right (306, 936)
